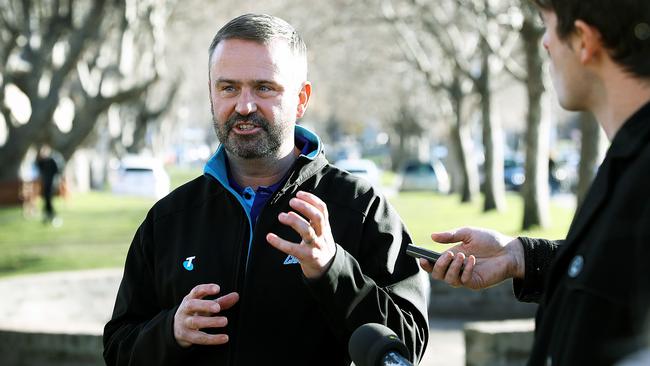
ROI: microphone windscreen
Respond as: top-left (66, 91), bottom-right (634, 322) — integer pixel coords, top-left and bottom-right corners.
top-left (348, 323), bottom-right (410, 366)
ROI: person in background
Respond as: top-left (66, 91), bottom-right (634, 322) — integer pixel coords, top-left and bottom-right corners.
top-left (35, 145), bottom-right (62, 226)
top-left (103, 13), bottom-right (429, 366)
top-left (421, 0), bottom-right (650, 365)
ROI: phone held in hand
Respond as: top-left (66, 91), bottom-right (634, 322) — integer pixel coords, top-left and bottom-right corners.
top-left (406, 244), bottom-right (442, 263)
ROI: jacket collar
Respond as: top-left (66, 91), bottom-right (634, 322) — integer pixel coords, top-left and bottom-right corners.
top-left (606, 100), bottom-right (650, 159)
top-left (564, 100), bottom-right (650, 246)
top-left (543, 100), bottom-right (650, 302)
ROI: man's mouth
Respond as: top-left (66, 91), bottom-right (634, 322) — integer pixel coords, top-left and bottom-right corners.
top-left (235, 122), bottom-right (257, 131)
top-left (232, 121), bottom-right (263, 135)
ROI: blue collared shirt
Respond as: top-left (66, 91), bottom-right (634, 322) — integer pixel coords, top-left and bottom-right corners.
top-left (225, 135), bottom-right (312, 228)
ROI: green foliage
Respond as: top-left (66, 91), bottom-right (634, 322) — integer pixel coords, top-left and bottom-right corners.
top-left (0, 169), bottom-right (575, 278)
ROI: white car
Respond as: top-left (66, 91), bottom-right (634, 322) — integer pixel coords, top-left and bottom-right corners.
top-left (398, 160), bottom-right (450, 194)
top-left (111, 156), bottom-right (170, 199)
top-left (334, 159), bottom-right (381, 188)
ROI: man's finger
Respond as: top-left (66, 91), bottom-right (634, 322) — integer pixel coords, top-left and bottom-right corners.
top-left (185, 331), bottom-right (229, 346)
top-left (185, 315), bottom-right (228, 330)
top-left (430, 231), bottom-right (460, 244)
top-left (444, 252), bottom-right (466, 287)
top-left (431, 251), bottom-right (454, 280)
top-left (216, 292), bottom-right (240, 311)
top-left (278, 212), bottom-right (318, 245)
top-left (183, 299), bottom-right (221, 315)
top-left (267, 233), bottom-right (301, 257)
top-left (431, 227), bottom-right (472, 244)
top-left (419, 258), bottom-right (434, 272)
top-left (289, 198), bottom-right (325, 236)
top-left (187, 284), bottom-right (220, 300)
top-left (296, 191), bottom-right (329, 220)
top-left (460, 255), bottom-right (476, 285)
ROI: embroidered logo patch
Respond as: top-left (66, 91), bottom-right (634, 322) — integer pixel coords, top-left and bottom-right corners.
top-left (183, 256), bottom-right (196, 271)
top-left (283, 255), bottom-right (300, 265)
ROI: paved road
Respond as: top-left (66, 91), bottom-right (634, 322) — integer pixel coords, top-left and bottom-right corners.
top-left (421, 318), bottom-right (465, 366)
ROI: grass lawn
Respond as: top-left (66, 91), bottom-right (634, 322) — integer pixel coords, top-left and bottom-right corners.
top-left (0, 167), bottom-right (575, 278)
top-left (0, 193), bottom-right (155, 277)
top-left (391, 192), bottom-right (573, 252)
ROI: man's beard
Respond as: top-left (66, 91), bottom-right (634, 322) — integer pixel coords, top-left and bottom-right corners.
top-left (213, 112), bottom-right (292, 159)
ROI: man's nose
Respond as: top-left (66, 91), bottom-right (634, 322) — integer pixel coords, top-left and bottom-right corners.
top-left (235, 89), bottom-right (257, 116)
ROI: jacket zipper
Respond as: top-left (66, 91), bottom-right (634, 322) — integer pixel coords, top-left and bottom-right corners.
top-left (228, 198), bottom-right (253, 366)
top-left (229, 181), bottom-right (297, 365)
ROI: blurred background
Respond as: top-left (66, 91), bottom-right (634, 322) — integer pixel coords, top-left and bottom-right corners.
top-left (0, 0), bottom-right (610, 364)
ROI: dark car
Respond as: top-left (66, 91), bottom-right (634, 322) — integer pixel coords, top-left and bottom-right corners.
top-left (504, 157), bottom-right (526, 191)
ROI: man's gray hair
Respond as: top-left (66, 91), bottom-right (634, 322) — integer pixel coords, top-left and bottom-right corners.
top-left (208, 13), bottom-right (307, 77)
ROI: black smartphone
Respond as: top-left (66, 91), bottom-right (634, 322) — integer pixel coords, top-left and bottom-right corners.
top-left (406, 244), bottom-right (442, 263)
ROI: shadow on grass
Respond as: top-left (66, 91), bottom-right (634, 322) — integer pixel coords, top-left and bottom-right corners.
top-left (0, 254), bottom-right (43, 274)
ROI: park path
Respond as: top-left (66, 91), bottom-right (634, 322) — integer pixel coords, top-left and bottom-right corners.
top-left (0, 269), bottom-right (465, 365)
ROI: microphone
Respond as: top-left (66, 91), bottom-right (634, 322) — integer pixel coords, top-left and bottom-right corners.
top-left (349, 323), bottom-right (413, 366)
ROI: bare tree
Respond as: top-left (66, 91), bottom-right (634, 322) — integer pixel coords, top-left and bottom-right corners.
top-left (0, 0), bottom-right (175, 182)
top-left (391, 104), bottom-right (425, 170)
top-left (380, 0), bottom-right (481, 202)
top-left (519, 1), bottom-right (550, 230)
top-left (0, 0), bottom-right (108, 181)
top-left (380, 0), bottom-right (511, 209)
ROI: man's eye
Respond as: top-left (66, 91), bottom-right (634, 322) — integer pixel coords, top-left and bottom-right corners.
top-left (258, 85), bottom-right (272, 92)
top-left (221, 86), bottom-right (236, 93)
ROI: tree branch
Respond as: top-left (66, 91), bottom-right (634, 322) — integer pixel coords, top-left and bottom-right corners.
top-left (145, 80), bottom-right (179, 121)
top-left (408, 0), bottom-right (479, 83)
top-left (381, 0), bottom-right (450, 92)
top-left (48, 0), bottom-right (107, 100)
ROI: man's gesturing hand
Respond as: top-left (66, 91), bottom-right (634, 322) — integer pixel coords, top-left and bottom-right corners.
top-left (173, 284), bottom-right (239, 348)
top-left (266, 191), bottom-right (337, 279)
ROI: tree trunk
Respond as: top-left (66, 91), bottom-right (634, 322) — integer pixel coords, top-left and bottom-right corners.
top-left (0, 0), bottom-right (107, 181)
top-left (0, 97), bottom-right (59, 181)
top-left (521, 14), bottom-right (550, 230)
top-left (479, 37), bottom-right (506, 212)
top-left (577, 112), bottom-right (605, 206)
top-left (451, 75), bottom-right (480, 203)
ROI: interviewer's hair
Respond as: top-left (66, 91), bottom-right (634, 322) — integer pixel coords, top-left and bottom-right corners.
top-left (533, 0), bottom-right (650, 77)
top-left (208, 13), bottom-right (307, 78)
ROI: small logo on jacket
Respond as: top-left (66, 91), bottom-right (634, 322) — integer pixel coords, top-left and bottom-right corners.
top-left (283, 255), bottom-right (300, 265)
top-left (183, 256), bottom-right (196, 271)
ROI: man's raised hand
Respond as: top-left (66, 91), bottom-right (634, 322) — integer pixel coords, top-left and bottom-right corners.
top-left (266, 191), bottom-right (337, 279)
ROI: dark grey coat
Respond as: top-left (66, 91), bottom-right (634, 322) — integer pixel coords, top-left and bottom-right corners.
top-left (515, 101), bottom-right (650, 365)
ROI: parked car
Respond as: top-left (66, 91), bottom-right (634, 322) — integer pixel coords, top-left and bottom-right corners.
top-left (398, 160), bottom-right (450, 193)
top-left (111, 156), bottom-right (170, 199)
top-left (334, 159), bottom-right (381, 188)
top-left (504, 157), bottom-right (526, 191)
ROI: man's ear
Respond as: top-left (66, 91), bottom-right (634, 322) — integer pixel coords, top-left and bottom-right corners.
top-left (574, 20), bottom-right (604, 64)
top-left (296, 81), bottom-right (312, 118)
top-left (207, 77), bottom-right (215, 113)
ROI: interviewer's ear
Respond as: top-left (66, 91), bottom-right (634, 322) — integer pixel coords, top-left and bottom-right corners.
top-left (574, 20), bottom-right (604, 64)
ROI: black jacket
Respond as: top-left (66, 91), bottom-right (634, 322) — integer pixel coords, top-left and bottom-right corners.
top-left (103, 133), bottom-right (429, 366)
top-left (515, 101), bottom-right (650, 365)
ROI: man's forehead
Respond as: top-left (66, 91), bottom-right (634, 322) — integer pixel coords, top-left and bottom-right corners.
top-left (211, 38), bottom-right (293, 65)
top-left (209, 38), bottom-right (306, 83)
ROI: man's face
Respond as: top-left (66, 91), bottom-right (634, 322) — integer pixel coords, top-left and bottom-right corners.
top-left (541, 10), bottom-right (593, 111)
top-left (208, 38), bottom-right (309, 160)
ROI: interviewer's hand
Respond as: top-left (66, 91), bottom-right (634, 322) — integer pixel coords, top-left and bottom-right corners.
top-left (173, 284), bottom-right (239, 348)
top-left (266, 191), bottom-right (337, 280)
top-left (420, 227), bottom-right (525, 290)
